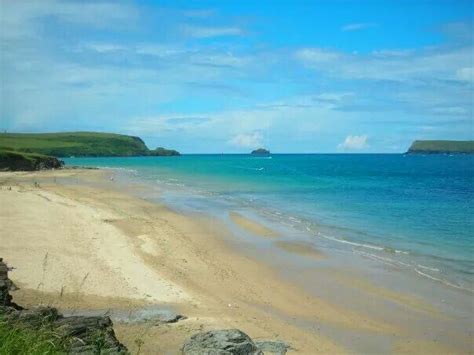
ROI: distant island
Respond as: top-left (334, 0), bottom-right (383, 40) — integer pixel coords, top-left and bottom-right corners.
top-left (0, 131), bottom-right (180, 171)
top-left (251, 148), bottom-right (270, 155)
top-left (406, 140), bottom-right (474, 154)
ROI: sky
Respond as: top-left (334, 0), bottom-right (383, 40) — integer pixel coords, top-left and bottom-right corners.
top-left (0, 0), bottom-right (473, 153)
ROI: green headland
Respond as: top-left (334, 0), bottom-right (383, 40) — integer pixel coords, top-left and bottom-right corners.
top-left (406, 140), bottom-right (474, 154)
top-left (0, 131), bottom-right (180, 157)
top-left (0, 131), bottom-right (180, 171)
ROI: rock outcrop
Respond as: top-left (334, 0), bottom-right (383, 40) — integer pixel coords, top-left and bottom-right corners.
top-left (0, 258), bottom-right (20, 309)
top-left (0, 258), bottom-right (128, 354)
top-left (255, 340), bottom-right (290, 354)
top-left (182, 329), bottom-right (291, 355)
top-left (182, 329), bottom-right (263, 355)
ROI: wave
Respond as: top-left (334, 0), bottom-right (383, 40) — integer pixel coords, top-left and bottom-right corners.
top-left (414, 268), bottom-right (472, 293)
top-left (100, 166), bottom-right (138, 174)
top-left (417, 264), bottom-right (440, 272)
top-left (317, 232), bottom-right (386, 251)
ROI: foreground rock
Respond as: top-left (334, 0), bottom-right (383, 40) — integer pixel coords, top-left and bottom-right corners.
top-left (0, 258), bottom-right (128, 354)
top-left (0, 258), bottom-right (20, 309)
top-left (255, 340), bottom-right (290, 354)
top-left (182, 329), bottom-right (263, 354)
top-left (182, 329), bottom-right (291, 355)
top-left (63, 306), bottom-right (186, 325)
top-left (2, 306), bottom-right (128, 354)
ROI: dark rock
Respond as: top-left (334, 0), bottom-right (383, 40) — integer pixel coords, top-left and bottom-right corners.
top-left (65, 306), bottom-right (186, 325)
top-left (251, 148), bottom-right (270, 156)
top-left (2, 306), bottom-right (59, 326)
top-left (0, 150), bottom-right (64, 171)
top-left (0, 258), bottom-right (21, 309)
top-left (182, 329), bottom-right (263, 355)
top-left (55, 315), bottom-right (127, 354)
top-left (2, 306), bottom-right (128, 354)
top-left (255, 340), bottom-right (291, 354)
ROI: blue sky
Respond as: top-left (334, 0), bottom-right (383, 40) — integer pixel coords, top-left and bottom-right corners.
top-left (0, 0), bottom-right (472, 153)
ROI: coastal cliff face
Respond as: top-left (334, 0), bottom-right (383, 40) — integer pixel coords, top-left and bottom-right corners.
top-left (0, 150), bottom-right (64, 171)
top-left (407, 140), bottom-right (474, 154)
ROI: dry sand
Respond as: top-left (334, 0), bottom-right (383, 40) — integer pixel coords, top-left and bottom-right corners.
top-left (0, 169), bottom-right (466, 354)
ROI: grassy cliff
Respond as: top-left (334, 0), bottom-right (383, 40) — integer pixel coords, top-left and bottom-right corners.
top-left (0, 150), bottom-right (64, 171)
top-left (0, 132), bottom-right (149, 157)
top-left (0, 132), bottom-right (180, 157)
top-left (407, 140), bottom-right (474, 154)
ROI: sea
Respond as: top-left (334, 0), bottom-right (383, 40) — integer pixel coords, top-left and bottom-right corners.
top-left (64, 154), bottom-right (474, 296)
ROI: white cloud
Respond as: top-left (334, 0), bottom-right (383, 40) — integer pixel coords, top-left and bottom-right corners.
top-left (295, 46), bottom-right (474, 83)
top-left (229, 132), bottom-right (263, 148)
top-left (295, 48), bottom-right (340, 63)
top-left (81, 43), bottom-right (126, 53)
top-left (341, 23), bottom-right (377, 31)
top-left (338, 135), bottom-right (369, 151)
top-left (182, 25), bottom-right (243, 38)
top-left (135, 44), bottom-right (184, 57)
top-left (456, 67), bottom-right (474, 82)
top-left (190, 53), bottom-right (251, 67)
top-left (0, 0), bottom-right (138, 40)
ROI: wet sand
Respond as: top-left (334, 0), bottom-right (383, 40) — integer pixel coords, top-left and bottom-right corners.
top-left (274, 240), bottom-right (325, 260)
top-left (229, 211), bottom-right (279, 238)
top-left (0, 169), bottom-right (470, 354)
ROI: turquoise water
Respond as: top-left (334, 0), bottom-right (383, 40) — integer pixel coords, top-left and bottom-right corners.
top-left (65, 154), bottom-right (474, 292)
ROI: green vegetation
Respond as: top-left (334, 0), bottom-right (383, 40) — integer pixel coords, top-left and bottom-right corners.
top-left (407, 140), bottom-right (474, 154)
top-left (251, 148), bottom-right (270, 155)
top-left (0, 131), bottom-right (181, 157)
top-left (149, 147), bottom-right (180, 156)
top-left (0, 318), bottom-right (62, 354)
top-left (0, 132), bottom-right (150, 157)
top-left (0, 150), bottom-right (63, 171)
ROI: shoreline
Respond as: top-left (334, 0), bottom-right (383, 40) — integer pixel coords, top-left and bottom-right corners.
top-left (0, 168), bottom-right (471, 354)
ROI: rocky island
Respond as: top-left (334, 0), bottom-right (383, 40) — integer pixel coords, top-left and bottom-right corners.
top-left (406, 140), bottom-right (474, 154)
top-left (251, 148), bottom-right (271, 156)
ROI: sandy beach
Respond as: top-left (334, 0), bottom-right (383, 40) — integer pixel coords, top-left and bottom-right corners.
top-left (0, 169), bottom-right (470, 354)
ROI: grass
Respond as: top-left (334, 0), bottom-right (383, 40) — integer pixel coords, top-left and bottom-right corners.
top-left (408, 140), bottom-right (474, 153)
top-left (0, 317), bottom-right (63, 355)
top-left (0, 132), bottom-right (149, 157)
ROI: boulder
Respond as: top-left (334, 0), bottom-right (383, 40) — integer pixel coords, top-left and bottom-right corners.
top-left (255, 340), bottom-right (291, 355)
top-left (0, 258), bottom-right (21, 309)
top-left (182, 329), bottom-right (263, 355)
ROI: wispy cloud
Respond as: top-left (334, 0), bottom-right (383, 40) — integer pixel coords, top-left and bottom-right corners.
top-left (229, 132), bottom-right (263, 148)
top-left (0, 0), bottom-right (139, 40)
top-left (295, 45), bottom-right (474, 83)
top-left (338, 135), bottom-right (369, 150)
top-left (341, 22), bottom-right (377, 32)
top-left (182, 25), bottom-right (244, 38)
